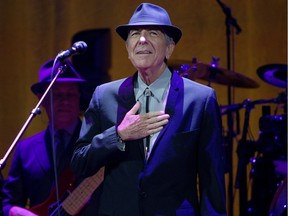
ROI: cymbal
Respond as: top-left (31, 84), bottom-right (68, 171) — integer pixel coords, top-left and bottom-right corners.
top-left (257, 64), bottom-right (287, 88)
top-left (169, 59), bottom-right (260, 88)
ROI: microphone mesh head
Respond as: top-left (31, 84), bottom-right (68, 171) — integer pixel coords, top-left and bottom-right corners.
top-left (73, 41), bottom-right (88, 54)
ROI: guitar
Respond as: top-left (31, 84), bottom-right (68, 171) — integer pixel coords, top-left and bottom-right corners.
top-left (31, 167), bottom-right (104, 216)
top-left (29, 168), bottom-right (75, 215)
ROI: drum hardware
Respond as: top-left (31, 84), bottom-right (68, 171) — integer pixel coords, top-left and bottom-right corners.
top-left (247, 112), bottom-right (287, 215)
top-left (245, 92), bottom-right (287, 215)
top-left (257, 114), bottom-right (287, 157)
top-left (169, 58), bottom-right (260, 88)
top-left (234, 98), bottom-right (257, 216)
top-left (257, 64), bottom-right (287, 88)
top-left (219, 91), bottom-right (287, 115)
top-left (248, 154), bottom-right (284, 216)
top-left (219, 93), bottom-right (286, 216)
top-left (248, 152), bottom-right (287, 215)
top-left (269, 178), bottom-right (287, 216)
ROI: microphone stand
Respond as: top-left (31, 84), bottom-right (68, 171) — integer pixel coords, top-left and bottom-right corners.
top-left (0, 60), bottom-right (67, 171)
top-left (216, 1), bottom-right (242, 216)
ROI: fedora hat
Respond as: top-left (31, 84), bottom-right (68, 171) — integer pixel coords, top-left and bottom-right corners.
top-left (31, 58), bottom-right (86, 94)
top-left (116, 3), bottom-right (182, 44)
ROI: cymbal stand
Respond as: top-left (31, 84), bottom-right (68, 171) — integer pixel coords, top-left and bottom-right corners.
top-left (235, 99), bottom-right (255, 216)
top-left (216, 1), bottom-right (242, 215)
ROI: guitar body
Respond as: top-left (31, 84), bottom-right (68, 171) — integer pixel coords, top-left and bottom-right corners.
top-left (31, 167), bottom-right (104, 216)
top-left (30, 168), bottom-right (76, 216)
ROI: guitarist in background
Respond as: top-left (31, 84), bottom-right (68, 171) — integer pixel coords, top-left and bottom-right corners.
top-left (2, 58), bottom-right (86, 216)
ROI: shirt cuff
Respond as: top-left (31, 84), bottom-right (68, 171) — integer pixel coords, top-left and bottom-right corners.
top-left (116, 133), bottom-right (125, 151)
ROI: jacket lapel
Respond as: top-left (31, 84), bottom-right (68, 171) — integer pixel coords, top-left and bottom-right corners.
top-left (117, 74), bottom-right (146, 159)
top-left (33, 129), bottom-right (53, 176)
top-left (148, 72), bottom-right (183, 159)
top-left (116, 74), bottom-right (137, 124)
top-left (165, 72), bottom-right (182, 117)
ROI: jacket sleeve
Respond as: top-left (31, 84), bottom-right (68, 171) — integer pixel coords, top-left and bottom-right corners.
top-left (197, 89), bottom-right (227, 215)
top-left (2, 144), bottom-right (28, 216)
top-left (71, 86), bottom-right (122, 178)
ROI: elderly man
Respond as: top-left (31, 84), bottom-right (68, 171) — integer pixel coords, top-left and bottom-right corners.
top-left (71, 3), bottom-right (227, 216)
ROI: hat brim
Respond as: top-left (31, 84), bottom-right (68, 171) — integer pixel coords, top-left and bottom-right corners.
top-left (116, 24), bottom-right (182, 44)
top-left (31, 78), bottom-right (86, 95)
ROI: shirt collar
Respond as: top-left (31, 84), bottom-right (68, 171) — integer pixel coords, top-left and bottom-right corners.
top-left (136, 67), bottom-right (171, 101)
top-left (49, 119), bottom-right (79, 136)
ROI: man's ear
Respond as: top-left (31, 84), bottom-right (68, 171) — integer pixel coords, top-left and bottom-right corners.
top-left (165, 42), bottom-right (175, 60)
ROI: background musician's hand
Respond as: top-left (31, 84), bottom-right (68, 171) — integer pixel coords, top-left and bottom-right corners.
top-left (9, 206), bottom-right (39, 216)
top-left (117, 101), bottom-right (170, 141)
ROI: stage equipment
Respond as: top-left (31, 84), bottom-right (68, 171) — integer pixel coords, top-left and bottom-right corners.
top-left (169, 59), bottom-right (259, 88)
top-left (257, 64), bottom-right (287, 89)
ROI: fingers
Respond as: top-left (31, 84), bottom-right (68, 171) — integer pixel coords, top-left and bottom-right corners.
top-left (141, 111), bottom-right (170, 122)
top-left (119, 104), bottom-right (170, 141)
top-left (140, 112), bottom-right (170, 136)
top-left (147, 126), bottom-right (164, 135)
top-left (147, 118), bottom-right (169, 130)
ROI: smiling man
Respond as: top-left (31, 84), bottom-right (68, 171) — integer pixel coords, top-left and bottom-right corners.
top-left (71, 3), bottom-right (227, 216)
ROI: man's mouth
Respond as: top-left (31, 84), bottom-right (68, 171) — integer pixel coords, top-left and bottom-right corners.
top-left (136, 50), bottom-right (152, 54)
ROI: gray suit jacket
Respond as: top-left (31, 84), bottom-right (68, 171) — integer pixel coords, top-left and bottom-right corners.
top-left (72, 71), bottom-right (226, 216)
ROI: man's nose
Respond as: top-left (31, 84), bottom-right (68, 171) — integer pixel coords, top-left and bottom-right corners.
top-left (138, 31), bottom-right (148, 44)
top-left (139, 36), bottom-right (146, 43)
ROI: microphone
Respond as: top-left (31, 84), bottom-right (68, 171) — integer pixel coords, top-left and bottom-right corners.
top-left (56, 41), bottom-right (88, 61)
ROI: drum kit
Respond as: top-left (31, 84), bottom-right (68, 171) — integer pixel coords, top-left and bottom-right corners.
top-left (169, 58), bottom-right (287, 216)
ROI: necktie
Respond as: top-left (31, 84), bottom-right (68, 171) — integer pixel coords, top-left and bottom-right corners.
top-left (144, 88), bottom-right (152, 158)
top-left (55, 130), bottom-right (66, 169)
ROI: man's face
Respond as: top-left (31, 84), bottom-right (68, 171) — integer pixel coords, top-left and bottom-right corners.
top-left (39, 82), bottom-right (81, 129)
top-left (126, 27), bottom-right (175, 72)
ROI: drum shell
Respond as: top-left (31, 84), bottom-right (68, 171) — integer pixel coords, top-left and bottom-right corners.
top-left (257, 115), bottom-right (287, 158)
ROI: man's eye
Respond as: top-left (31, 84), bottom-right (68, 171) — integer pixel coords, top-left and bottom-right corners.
top-left (150, 31), bottom-right (159, 36)
top-left (130, 31), bottom-right (140, 36)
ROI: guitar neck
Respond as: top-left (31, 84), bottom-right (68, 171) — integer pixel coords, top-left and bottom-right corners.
top-left (61, 167), bottom-right (105, 216)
